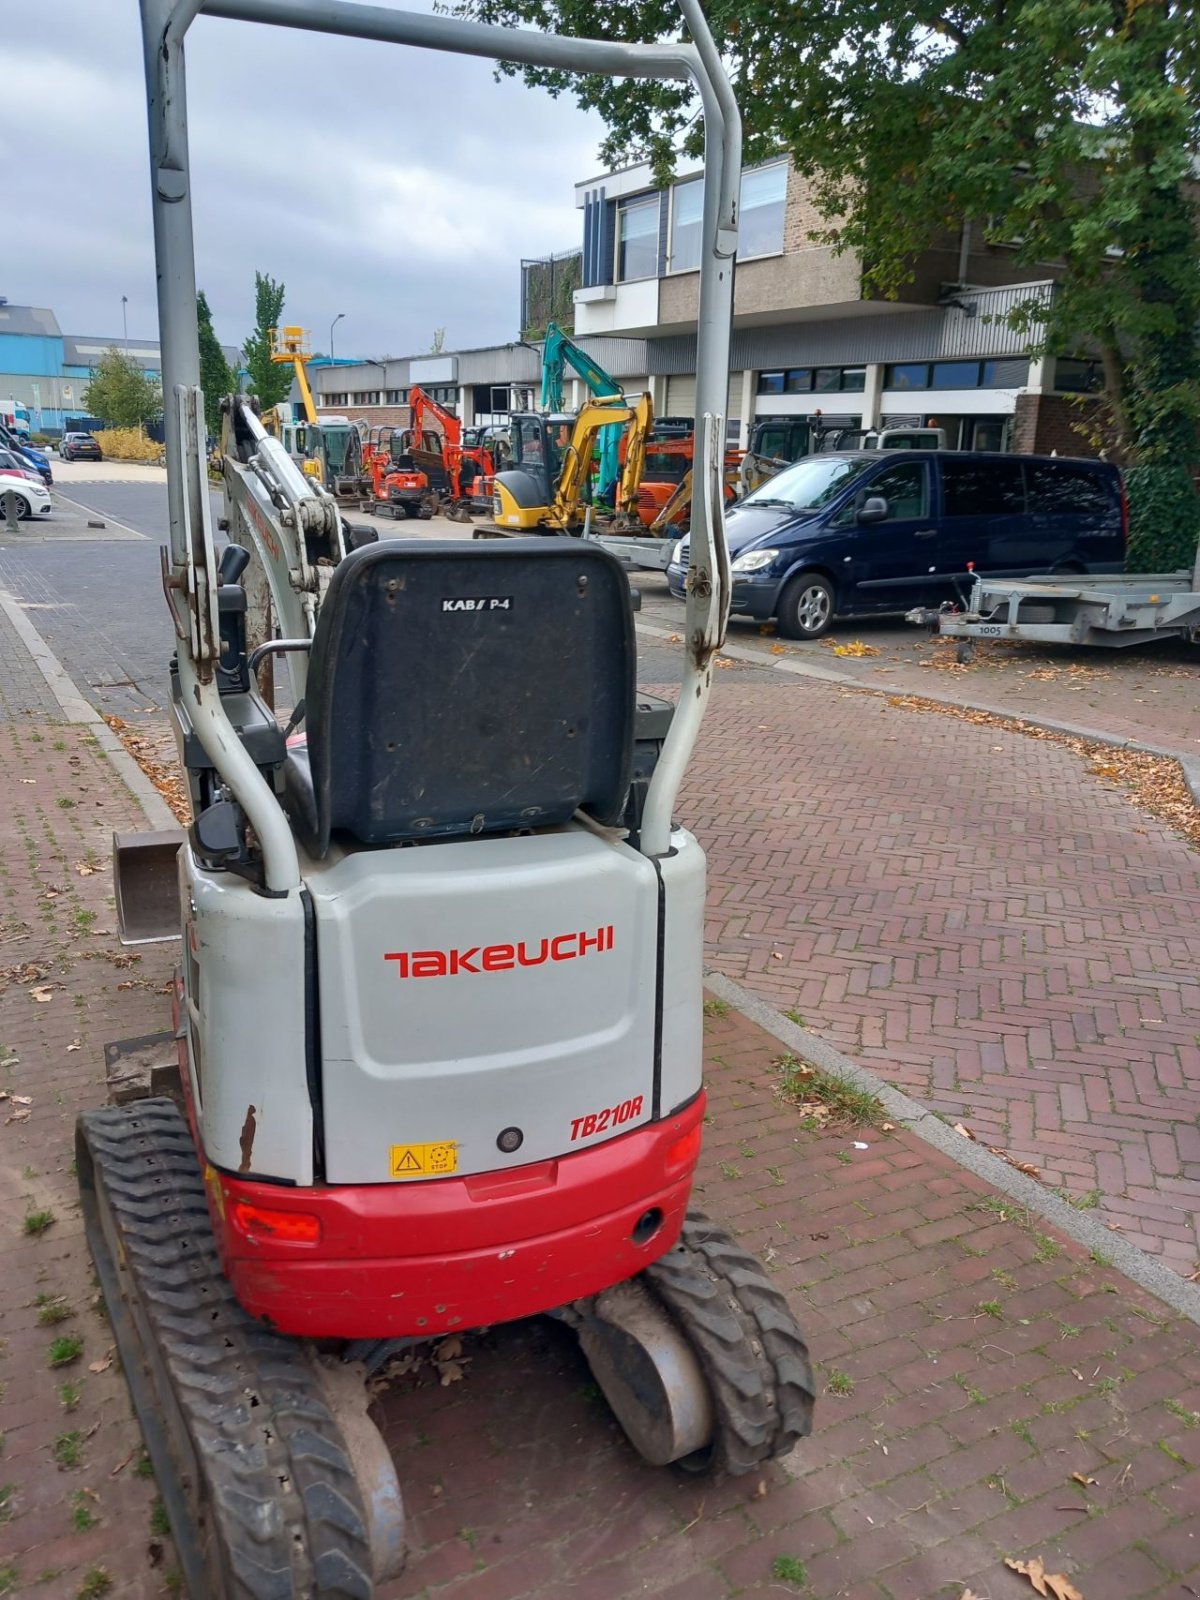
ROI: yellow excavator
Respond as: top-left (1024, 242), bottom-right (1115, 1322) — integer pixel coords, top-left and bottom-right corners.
top-left (488, 392), bottom-right (653, 535)
top-left (265, 325), bottom-right (367, 504)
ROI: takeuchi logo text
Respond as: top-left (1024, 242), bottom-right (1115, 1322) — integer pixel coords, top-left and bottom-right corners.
top-left (384, 926), bottom-right (615, 979)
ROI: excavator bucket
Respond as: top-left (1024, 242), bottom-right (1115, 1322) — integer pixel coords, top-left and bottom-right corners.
top-left (112, 830), bottom-right (185, 944)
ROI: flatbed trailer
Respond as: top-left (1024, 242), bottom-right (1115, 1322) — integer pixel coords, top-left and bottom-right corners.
top-left (908, 558), bottom-right (1200, 663)
top-left (472, 521), bottom-right (678, 571)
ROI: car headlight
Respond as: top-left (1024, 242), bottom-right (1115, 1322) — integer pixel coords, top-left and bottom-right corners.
top-left (730, 548), bottom-right (780, 574)
top-left (671, 539), bottom-right (685, 566)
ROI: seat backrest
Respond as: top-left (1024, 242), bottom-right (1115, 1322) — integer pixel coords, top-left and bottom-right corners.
top-left (303, 539), bottom-right (635, 852)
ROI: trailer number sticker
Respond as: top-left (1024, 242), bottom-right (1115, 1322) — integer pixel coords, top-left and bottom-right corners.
top-left (389, 1142), bottom-right (459, 1179)
top-left (570, 1096), bottom-right (644, 1142)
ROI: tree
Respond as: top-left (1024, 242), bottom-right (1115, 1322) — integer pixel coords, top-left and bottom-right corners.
top-left (82, 348), bottom-right (162, 429)
top-left (242, 271), bottom-right (292, 411)
top-left (430, 327), bottom-right (446, 355)
top-left (197, 291), bottom-right (235, 438)
top-left (464, 0), bottom-right (1200, 569)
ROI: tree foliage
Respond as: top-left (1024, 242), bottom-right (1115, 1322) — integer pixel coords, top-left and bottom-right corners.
top-left (243, 271), bottom-right (292, 410)
top-left (463, 0), bottom-right (1200, 567)
top-left (81, 348), bottom-right (162, 429)
top-left (197, 291), bottom-right (235, 438)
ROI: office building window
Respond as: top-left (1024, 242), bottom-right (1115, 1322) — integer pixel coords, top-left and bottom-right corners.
top-left (323, 391), bottom-right (348, 407)
top-left (668, 178), bottom-right (703, 274)
top-left (757, 366), bottom-right (864, 394)
top-left (931, 360), bottom-right (981, 390)
top-left (616, 195), bottom-right (659, 282)
top-left (350, 391), bottom-right (381, 405)
top-left (385, 388), bottom-right (409, 405)
top-left (885, 363), bottom-right (929, 391)
top-left (1055, 357), bottom-right (1102, 394)
top-left (739, 163), bottom-right (786, 259)
top-left (981, 358), bottom-right (1028, 387)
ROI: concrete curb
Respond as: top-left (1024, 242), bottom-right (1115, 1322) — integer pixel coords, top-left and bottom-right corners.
top-left (705, 968), bottom-right (1200, 1327)
top-left (0, 587), bottom-right (177, 831)
top-left (635, 618), bottom-right (1200, 804)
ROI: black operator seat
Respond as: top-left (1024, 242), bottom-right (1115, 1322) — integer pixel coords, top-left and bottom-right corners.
top-left (283, 540), bottom-right (636, 858)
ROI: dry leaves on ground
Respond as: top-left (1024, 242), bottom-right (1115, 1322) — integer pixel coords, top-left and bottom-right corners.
top-left (823, 639), bottom-right (880, 658)
top-left (951, 1119), bottom-right (1041, 1180)
top-left (1005, 1555), bottom-right (1084, 1599)
top-left (103, 714), bottom-right (190, 823)
top-left (885, 694), bottom-right (1200, 851)
top-left (29, 985), bottom-right (54, 1003)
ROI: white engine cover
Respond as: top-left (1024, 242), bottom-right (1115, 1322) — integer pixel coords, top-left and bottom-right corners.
top-left (306, 822), bottom-right (701, 1184)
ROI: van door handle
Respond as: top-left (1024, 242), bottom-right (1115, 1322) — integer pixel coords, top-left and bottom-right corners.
top-left (914, 528), bottom-right (937, 539)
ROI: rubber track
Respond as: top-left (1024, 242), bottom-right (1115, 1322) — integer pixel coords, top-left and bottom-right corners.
top-left (643, 1209), bottom-right (816, 1475)
top-left (78, 1099), bottom-right (374, 1599)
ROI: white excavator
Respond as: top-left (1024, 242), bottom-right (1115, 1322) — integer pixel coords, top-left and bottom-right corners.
top-left (79, 1), bottom-right (815, 1594)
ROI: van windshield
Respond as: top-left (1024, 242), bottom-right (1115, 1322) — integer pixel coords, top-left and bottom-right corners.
top-left (742, 455), bottom-right (874, 511)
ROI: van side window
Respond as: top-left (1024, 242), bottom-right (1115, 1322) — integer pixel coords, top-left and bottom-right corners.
top-left (942, 459), bottom-right (1025, 515)
top-left (1026, 462), bottom-right (1110, 515)
top-left (836, 460), bottom-right (929, 524)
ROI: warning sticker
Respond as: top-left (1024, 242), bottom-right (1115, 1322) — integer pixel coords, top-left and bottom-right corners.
top-left (389, 1142), bottom-right (459, 1179)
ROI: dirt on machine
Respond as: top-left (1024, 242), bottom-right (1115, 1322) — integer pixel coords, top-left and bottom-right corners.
top-left (78, 3), bottom-right (815, 1596)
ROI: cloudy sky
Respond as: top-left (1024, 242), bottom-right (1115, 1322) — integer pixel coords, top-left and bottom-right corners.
top-left (1, 2), bottom-right (609, 359)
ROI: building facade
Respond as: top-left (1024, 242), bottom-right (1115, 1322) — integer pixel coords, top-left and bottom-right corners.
top-left (312, 156), bottom-right (1106, 456)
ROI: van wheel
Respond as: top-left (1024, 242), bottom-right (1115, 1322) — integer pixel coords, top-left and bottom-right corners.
top-left (777, 572), bottom-right (835, 640)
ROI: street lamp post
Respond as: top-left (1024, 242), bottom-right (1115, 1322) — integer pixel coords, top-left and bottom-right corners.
top-left (330, 312), bottom-right (345, 361)
top-left (122, 295), bottom-right (129, 350)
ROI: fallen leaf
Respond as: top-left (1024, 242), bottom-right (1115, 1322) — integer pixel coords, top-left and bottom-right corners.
top-left (75, 862), bottom-right (97, 877)
top-left (6, 1108), bottom-right (31, 1123)
top-left (751, 1479), bottom-right (768, 1500)
top-left (67, 1041), bottom-right (81, 1053)
top-left (29, 985), bottom-right (54, 1002)
top-left (11, 1095), bottom-right (32, 1106)
top-left (1005, 1555), bottom-right (1084, 1599)
top-left (831, 640), bottom-right (881, 658)
top-left (88, 1356), bottom-right (113, 1374)
top-left (1070, 1472), bottom-right (1096, 1487)
top-left (19, 778), bottom-right (36, 785)
top-left (438, 1360), bottom-right (466, 1386)
top-left (770, 643), bottom-right (789, 656)
top-left (953, 1122), bottom-right (977, 1140)
top-left (435, 1336), bottom-right (463, 1362)
top-left (881, 1121), bottom-right (896, 1132)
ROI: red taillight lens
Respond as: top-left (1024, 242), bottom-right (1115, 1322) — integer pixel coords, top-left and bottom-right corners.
top-left (664, 1124), bottom-right (703, 1177)
top-left (231, 1201), bottom-right (322, 1244)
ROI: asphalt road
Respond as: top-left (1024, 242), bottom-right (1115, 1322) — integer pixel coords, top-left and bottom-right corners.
top-left (0, 480), bottom-right (707, 714)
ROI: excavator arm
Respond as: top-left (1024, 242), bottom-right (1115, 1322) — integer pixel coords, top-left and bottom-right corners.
top-left (540, 322), bottom-right (624, 500)
top-left (409, 385), bottom-right (464, 499)
top-left (550, 396), bottom-right (644, 530)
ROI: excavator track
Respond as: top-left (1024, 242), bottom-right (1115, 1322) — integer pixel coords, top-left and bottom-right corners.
top-left (642, 1210), bottom-right (816, 1475)
top-left (77, 1099), bottom-right (377, 1600)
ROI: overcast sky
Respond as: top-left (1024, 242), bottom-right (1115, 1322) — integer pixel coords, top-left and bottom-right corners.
top-left (1, 2), bottom-right (609, 360)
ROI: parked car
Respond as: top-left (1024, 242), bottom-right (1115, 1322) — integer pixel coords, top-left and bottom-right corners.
top-left (60, 431), bottom-right (103, 462)
top-left (667, 451), bottom-right (1126, 639)
top-left (0, 425), bottom-right (51, 485)
top-left (0, 459), bottom-right (52, 519)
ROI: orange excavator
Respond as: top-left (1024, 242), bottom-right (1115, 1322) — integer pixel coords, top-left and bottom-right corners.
top-left (360, 424), bottom-right (433, 520)
top-left (627, 427), bottom-right (743, 528)
top-left (404, 386), bottom-right (504, 519)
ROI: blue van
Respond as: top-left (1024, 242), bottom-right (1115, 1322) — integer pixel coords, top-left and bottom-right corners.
top-left (667, 451), bottom-right (1126, 638)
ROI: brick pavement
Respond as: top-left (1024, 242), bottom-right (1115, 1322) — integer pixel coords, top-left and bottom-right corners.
top-left (640, 581), bottom-right (1200, 760)
top-left (2, 721), bottom-right (1197, 1597)
top-left (671, 674), bottom-right (1200, 1274)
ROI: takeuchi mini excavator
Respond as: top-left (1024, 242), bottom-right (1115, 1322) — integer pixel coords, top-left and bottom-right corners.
top-left (266, 324), bottom-right (369, 504)
top-left (80, 2), bottom-right (814, 1594)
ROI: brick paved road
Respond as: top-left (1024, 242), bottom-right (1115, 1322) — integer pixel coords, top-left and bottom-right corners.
top-left (2, 724), bottom-right (1197, 1599)
top-left (641, 576), bottom-right (1200, 759)
top-left (670, 674), bottom-right (1200, 1274)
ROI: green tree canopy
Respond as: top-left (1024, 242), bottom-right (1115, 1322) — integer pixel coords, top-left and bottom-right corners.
top-left (197, 291), bottom-right (235, 438)
top-left (81, 348), bottom-right (162, 429)
top-left (464, 0), bottom-right (1200, 568)
top-left (242, 271), bottom-right (292, 411)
